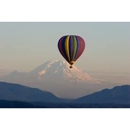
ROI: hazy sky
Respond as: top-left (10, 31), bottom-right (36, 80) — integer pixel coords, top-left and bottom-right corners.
top-left (0, 22), bottom-right (130, 75)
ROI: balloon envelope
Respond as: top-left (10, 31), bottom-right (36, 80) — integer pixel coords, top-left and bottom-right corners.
top-left (58, 35), bottom-right (85, 67)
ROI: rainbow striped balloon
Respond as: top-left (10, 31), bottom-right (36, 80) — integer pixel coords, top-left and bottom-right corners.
top-left (58, 35), bottom-right (85, 68)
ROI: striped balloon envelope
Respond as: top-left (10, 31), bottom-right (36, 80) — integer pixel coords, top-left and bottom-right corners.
top-left (58, 35), bottom-right (86, 68)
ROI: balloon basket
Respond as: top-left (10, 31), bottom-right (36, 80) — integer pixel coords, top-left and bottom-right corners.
top-left (70, 66), bottom-right (73, 69)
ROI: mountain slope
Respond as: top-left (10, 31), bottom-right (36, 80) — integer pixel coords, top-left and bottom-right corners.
top-left (29, 60), bottom-right (96, 82)
top-left (0, 82), bottom-right (129, 107)
top-left (74, 85), bottom-right (130, 104)
top-left (1, 60), bottom-right (114, 98)
top-left (0, 82), bottom-right (61, 102)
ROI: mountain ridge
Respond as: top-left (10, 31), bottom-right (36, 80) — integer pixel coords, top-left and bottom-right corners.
top-left (0, 82), bottom-right (130, 107)
top-left (74, 85), bottom-right (130, 104)
top-left (0, 81), bottom-right (62, 102)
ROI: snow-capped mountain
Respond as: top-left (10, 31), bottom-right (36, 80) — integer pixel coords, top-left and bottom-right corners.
top-left (1, 60), bottom-right (114, 98)
top-left (30, 60), bottom-right (101, 83)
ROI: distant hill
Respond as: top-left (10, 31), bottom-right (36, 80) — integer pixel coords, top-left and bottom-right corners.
top-left (0, 82), bottom-right (62, 103)
top-left (0, 82), bottom-right (130, 108)
top-left (74, 85), bottom-right (130, 104)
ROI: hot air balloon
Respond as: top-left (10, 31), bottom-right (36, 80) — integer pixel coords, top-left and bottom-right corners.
top-left (58, 35), bottom-right (85, 68)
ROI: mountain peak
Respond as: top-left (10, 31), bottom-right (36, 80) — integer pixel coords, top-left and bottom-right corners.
top-left (30, 60), bottom-right (95, 82)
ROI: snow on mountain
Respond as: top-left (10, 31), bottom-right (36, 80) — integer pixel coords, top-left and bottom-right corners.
top-left (30, 60), bottom-right (103, 83)
top-left (1, 60), bottom-right (114, 98)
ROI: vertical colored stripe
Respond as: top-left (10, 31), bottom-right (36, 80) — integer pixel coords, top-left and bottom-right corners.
top-left (65, 35), bottom-right (70, 61)
top-left (74, 36), bottom-right (80, 60)
top-left (72, 36), bottom-right (77, 60)
top-left (58, 36), bottom-right (69, 63)
top-left (69, 36), bottom-right (73, 61)
top-left (74, 36), bottom-right (85, 61)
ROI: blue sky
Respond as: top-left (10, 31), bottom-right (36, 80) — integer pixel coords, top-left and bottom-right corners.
top-left (0, 22), bottom-right (130, 75)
